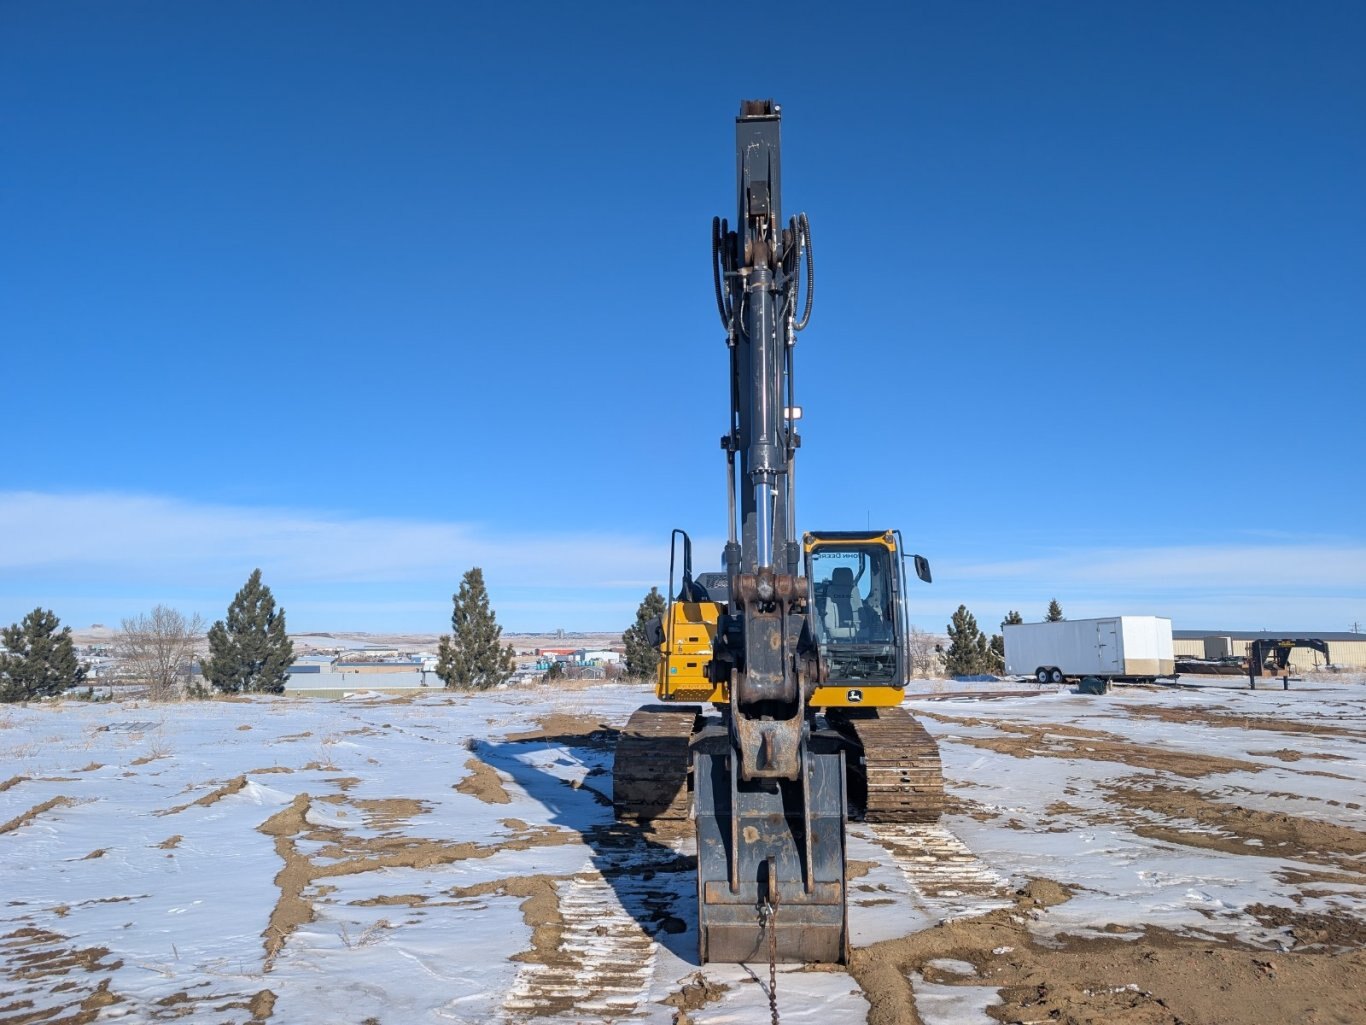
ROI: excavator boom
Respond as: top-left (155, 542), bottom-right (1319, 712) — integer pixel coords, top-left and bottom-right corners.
top-left (613, 100), bottom-right (942, 968)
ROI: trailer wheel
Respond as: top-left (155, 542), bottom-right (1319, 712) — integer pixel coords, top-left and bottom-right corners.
top-left (1049, 668), bottom-right (1064, 684)
top-left (1035, 668), bottom-right (1050, 684)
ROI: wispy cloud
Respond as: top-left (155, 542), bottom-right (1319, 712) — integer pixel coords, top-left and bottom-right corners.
top-left (945, 543), bottom-right (1366, 592)
top-left (0, 490), bottom-right (704, 631)
top-left (915, 541), bottom-right (1366, 632)
top-left (0, 491), bottom-right (1360, 633)
top-left (0, 490), bottom-right (675, 588)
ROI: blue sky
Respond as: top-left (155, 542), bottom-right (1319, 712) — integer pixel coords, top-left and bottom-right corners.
top-left (2, 2), bottom-right (1363, 635)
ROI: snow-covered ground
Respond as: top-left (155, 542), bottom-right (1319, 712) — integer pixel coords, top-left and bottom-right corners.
top-left (2, 676), bottom-right (1364, 1024)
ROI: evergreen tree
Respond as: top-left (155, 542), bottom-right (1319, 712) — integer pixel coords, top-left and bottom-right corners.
top-left (1045, 600), bottom-right (1064, 622)
top-left (435, 567), bottom-right (516, 690)
top-left (0, 608), bottom-right (86, 702)
top-left (942, 604), bottom-right (992, 676)
top-left (622, 586), bottom-right (666, 679)
top-left (202, 569), bottom-right (294, 694)
top-left (989, 611), bottom-right (1022, 675)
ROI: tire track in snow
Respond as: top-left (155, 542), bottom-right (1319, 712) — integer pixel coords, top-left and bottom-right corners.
top-left (501, 837), bottom-right (691, 1022)
top-left (861, 823), bottom-right (1014, 919)
top-left (501, 866), bottom-right (655, 1020)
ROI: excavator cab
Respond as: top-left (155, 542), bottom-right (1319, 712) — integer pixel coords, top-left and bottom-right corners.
top-left (804, 530), bottom-right (930, 709)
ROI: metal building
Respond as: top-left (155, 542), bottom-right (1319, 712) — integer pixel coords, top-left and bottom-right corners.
top-left (1172, 630), bottom-right (1366, 669)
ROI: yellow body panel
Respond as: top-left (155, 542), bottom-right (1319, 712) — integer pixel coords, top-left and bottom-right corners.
top-left (810, 685), bottom-right (903, 708)
top-left (803, 531), bottom-right (898, 554)
top-left (656, 533), bottom-right (907, 707)
top-left (654, 596), bottom-right (905, 709)
top-left (656, 600), bottom-right (726, 703)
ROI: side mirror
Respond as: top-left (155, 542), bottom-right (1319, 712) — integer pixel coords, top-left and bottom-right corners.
top-left (913, 555), bottom-right (932, 584)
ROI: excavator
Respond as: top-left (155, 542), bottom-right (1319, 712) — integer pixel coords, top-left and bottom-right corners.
top-left (613, 100), bottom-right (943, 966)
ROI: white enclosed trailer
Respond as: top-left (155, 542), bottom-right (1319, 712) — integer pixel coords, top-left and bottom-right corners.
top-left (1004, 617), bottom-right (1175, 683)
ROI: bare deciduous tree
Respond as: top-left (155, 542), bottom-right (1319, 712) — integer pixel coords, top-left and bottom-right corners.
top-left (906, 625), bottom-right (942, 679)
top-left (120, 605), bottom-right (205, 699)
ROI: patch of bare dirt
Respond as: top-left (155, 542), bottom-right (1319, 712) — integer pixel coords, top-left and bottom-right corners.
top-left (80, 849), bottom-right (107, 860)
top-left (0, 775), bottom-right (29, 793)
top-left (942, 793), bottom-right (1005, 822)
top-left (248, 987), bottom-right (276, 1022)
top-left (273, 731), bottom-right (314, 743)
top-left (506, 712), bottom-right (616, 746)
top-left (920, 710), bottom-right (1121, 741)
top-left (1274, 866), bottom-right (1366, 889)
top-left (940, 720), bottom-right (1264, 778)
top-left (156, 835), bottom-right (183, 850)
top-left (847, 859), bottom-right (876, 881)
top-left (259, 794), bottom-right (314, 962)
top-left (0, 926), bottom-right (124, 980)
top-left (256, 792), bottom-right (577, 963)
top-left (449, 876), bottom-right (564, 966)
top-left (1126, 704), bottom-right (1366, 740)
top-left (1102, 781), bottom-right (1366, 871)
top-left (455, 756), bottom-right (512, 805)
top-left (1, 796), bottom-right (73, 835)
top-left (350, 893), bottom-right (429, 907)
top-left (1248, 748), bottom-right (1351, 763)
top-left (350, 797), bottom-right (430, 832)
top-left (662, 971), bottom-right (729, 1023)
top-left (0, 929), bottom-right (128, 1024)
top-left (847, 879), bottom-right (1366, 1025)
top-left (307, 822), bottom-right (575, 866)
top-left (156, 775), bottom-right (248, 816)
top-left (1246, 902), bottom-right (1366, 950)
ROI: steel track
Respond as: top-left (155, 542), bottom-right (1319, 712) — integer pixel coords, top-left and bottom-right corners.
top-left (611, 705), bottom-right (700, 825)
top-left (828, 705), bottom-right (945, 823)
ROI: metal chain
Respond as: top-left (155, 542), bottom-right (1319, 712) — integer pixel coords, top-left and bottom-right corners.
top-left (760, 899), bottom-right (780, 1025)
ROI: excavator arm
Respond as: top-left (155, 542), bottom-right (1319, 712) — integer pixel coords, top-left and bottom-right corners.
top-left (613, 100), bottom-right (943, 969)
top-left (710, 98), bottom-right (818, 782)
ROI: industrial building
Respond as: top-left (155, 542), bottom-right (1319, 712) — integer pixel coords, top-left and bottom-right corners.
top-left (1172, 630), bottom-right (1366, 670)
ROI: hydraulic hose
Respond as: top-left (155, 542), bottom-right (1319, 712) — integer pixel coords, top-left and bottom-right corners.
top-left (712, 216), bottom-right (731, 328)
top-left (795, 213), bottom-right (814, 332)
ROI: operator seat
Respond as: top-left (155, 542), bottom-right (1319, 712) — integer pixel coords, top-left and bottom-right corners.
top-left (824, 567), bottom-right (860, 640)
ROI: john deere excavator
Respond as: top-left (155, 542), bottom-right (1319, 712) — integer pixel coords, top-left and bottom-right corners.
top-left (613, 100), bottom-right (942, 966)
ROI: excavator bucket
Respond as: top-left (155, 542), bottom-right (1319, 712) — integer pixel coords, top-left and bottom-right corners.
top-left (692, 726), bottom-right (849, 964)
